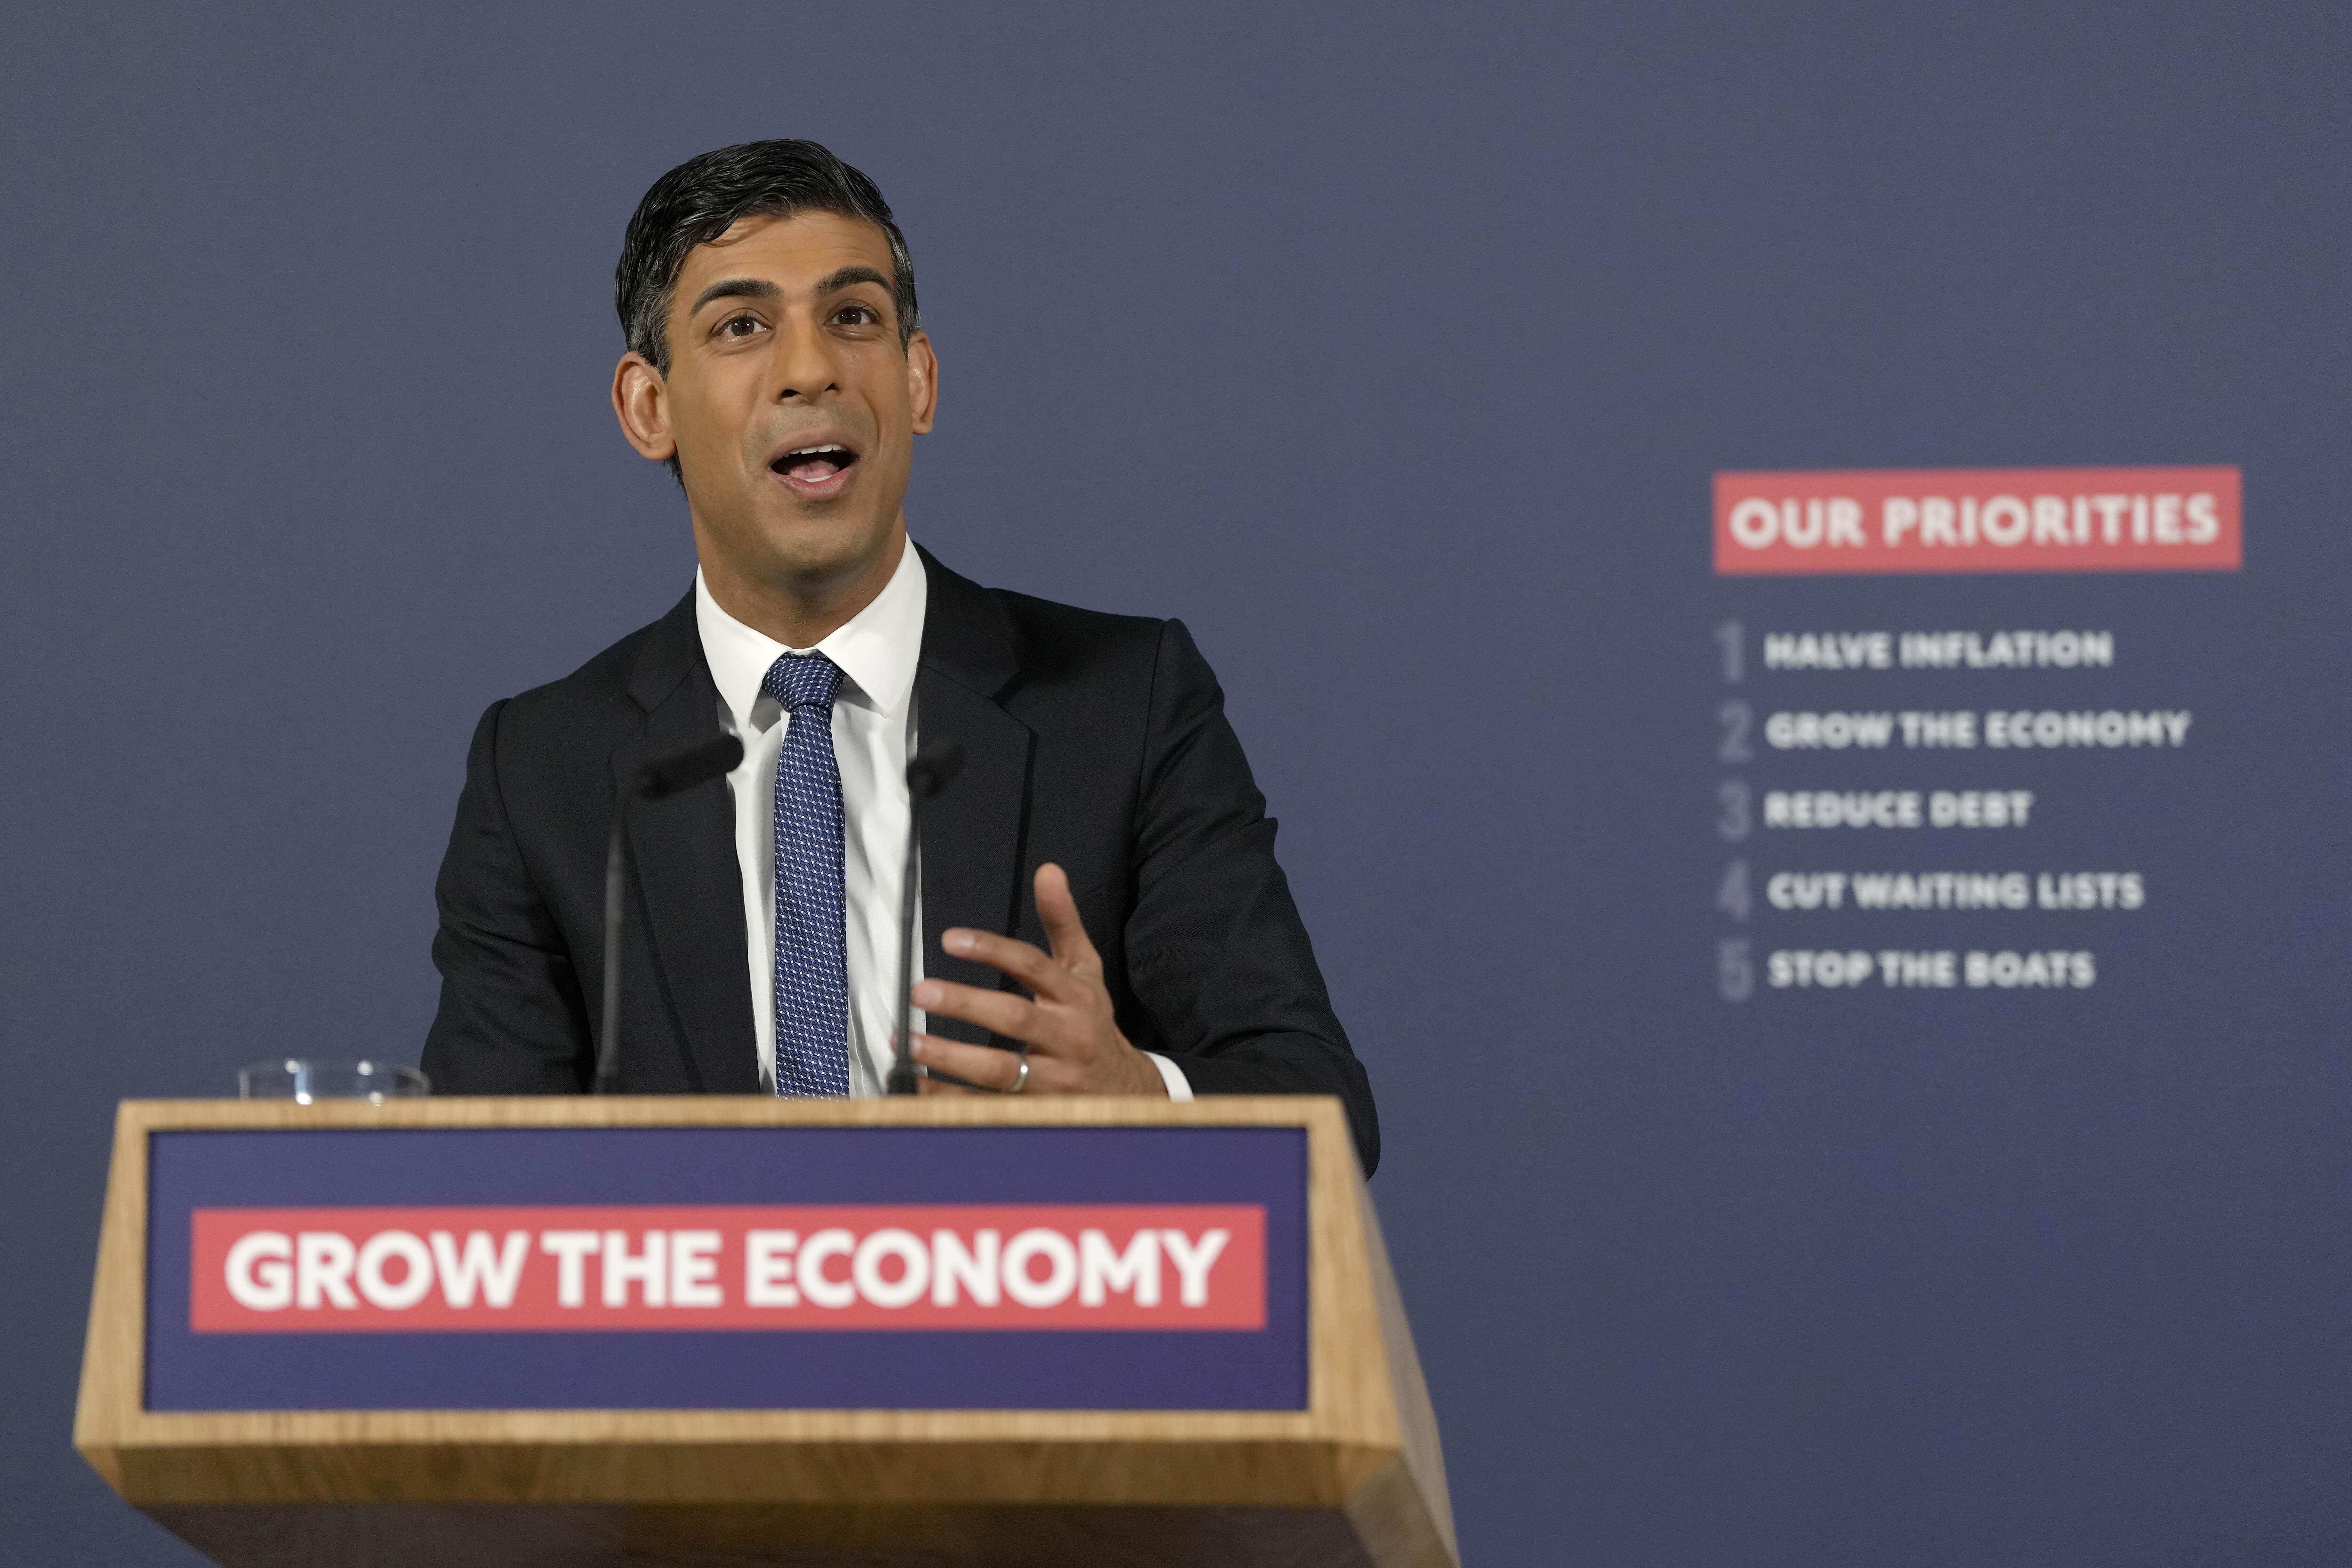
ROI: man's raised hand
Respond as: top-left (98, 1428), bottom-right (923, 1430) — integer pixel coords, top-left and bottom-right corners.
top-left (907, 863), bottom-right (1166, 1096)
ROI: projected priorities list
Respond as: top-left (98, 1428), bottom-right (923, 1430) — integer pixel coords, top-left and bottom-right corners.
top-left (1707, 466), bottom-right (2240, 1000)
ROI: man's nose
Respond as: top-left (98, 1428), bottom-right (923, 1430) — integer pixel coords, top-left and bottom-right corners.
top-left (770, 312), bottom-right (841, 401)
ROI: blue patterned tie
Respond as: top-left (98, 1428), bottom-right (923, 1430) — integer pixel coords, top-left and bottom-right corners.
top-left (763, 652), bottom-right (852, 1097)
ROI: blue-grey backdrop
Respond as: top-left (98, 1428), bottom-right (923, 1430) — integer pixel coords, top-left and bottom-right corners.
top-left (5, 4), bottom-right (2350, 1564)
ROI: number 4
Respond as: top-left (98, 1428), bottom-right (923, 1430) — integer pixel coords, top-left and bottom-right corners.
top-left (1716, 859), bottom-right (1751, 922)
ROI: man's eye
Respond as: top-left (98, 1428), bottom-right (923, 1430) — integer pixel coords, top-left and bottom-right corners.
top-left (719, 314), bottom-right (761, 338)
top-left (835, 305), bottom-right (877, 326)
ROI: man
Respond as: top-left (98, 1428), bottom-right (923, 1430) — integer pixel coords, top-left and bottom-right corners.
top-left (422, 139), bottom-right (1376, 1170)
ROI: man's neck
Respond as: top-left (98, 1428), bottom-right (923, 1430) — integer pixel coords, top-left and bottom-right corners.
top-left (696, 525), bottom-right (906, 649)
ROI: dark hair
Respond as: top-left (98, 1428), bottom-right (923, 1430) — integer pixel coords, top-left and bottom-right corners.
top-left (614, 139), bottom-right (920, 376)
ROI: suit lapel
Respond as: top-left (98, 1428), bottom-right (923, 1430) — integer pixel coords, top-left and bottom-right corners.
top-left (914, 550), bottom-right (1034, 1045)
top-left (615, 596), bottom-right (761, 1092)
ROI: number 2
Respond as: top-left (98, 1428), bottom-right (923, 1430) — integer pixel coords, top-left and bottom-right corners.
top-left (1718, 700), bottom-right (1752, 763)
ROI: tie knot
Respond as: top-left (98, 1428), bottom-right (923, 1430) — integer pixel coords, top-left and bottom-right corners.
top-left (762, 652), bottom-right (844, 713)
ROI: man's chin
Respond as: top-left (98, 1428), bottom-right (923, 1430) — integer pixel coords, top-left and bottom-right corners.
top-left (743, 512), bottom-right (899, 586)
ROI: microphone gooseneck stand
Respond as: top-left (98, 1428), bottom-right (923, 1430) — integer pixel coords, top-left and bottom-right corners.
top-left (887, 739), bottom-right (966, 1094)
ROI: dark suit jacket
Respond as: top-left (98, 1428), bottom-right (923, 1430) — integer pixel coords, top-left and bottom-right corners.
top-left (421, 548), bottom-right (1378, 1171)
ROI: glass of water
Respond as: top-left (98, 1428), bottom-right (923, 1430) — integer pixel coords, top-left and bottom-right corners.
top-left (238, 1060), bottom-right (430, 1103)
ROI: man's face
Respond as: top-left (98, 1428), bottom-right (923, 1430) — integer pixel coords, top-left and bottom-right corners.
top-left (614, 210), bottom-right (936, 601)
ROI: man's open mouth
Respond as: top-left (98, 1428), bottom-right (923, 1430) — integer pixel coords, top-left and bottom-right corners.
top-left (772, 444), bottom-right (860, 483)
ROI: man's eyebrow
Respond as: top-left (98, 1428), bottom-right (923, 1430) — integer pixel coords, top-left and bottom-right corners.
top-left (814, 265), bottom-right (891, 296)
top-left (687, 277), bottom-right (781, 315)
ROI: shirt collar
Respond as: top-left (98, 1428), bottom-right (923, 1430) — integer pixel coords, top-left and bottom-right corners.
top-left (694, 536), bottom-right (928, 733)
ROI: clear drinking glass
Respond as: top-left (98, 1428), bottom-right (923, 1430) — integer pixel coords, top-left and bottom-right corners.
top-left (237, 1059), bottom-right (430, 1103)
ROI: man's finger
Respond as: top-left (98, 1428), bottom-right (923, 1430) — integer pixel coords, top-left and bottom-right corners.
top-left (940, 927), bottom-right (1080, 1002)
top-left (914, 1068), bottom-right (1017, 1096)
top-left (915, 1069), bottom-right (985, 1097)
top-left (1032, 863), bottom-right (1103, 977)
top-left (910, 1034), bottom-right (1053, 1094)
top-left (912, 978), bottom-right (1051, 1047)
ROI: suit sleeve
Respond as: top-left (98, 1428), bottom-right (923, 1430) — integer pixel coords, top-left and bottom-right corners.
top-left (1120, 619), bottom-right (1380, 1173)
top-left (419, 700), bottom-right (596, 1093)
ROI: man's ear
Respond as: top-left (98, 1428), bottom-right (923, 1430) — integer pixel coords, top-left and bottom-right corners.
top-left (905, 330), bottom-right (938, 435)
top-left (611, 352), bottom-right (677, 462)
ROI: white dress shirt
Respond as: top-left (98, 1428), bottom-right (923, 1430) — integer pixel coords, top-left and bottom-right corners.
top-left (695, 538), bottom-right (1191, 1099)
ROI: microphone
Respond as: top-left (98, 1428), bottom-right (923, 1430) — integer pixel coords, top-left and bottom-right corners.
top-left (596, 734), bottom-right (745, 1092)
top-left (640, 735), bottom-right (747, 801)
top-left (887, 738), bottom-right (965, 1094)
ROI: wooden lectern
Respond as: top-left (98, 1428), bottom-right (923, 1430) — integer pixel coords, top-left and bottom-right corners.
top-left (76, 1096), bottom-right (1455, 1567)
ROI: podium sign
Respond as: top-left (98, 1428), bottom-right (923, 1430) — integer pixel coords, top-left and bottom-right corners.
top-left (154, 1123), bottom-right (1302, 1414)
top-left (78, 1097), bottom-right (1455, 1568)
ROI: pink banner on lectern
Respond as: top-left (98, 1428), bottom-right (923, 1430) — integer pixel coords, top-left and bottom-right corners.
top-left (191, 1203), bottom-right (1265, 1334)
